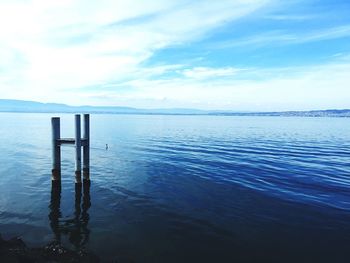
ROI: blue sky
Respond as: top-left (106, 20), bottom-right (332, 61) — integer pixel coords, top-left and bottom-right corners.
top-left (0, 0), bottom-right (349, 110)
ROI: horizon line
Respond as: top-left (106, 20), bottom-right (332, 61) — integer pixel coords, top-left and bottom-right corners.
top-left (0, 98), bottom-right (350, 114)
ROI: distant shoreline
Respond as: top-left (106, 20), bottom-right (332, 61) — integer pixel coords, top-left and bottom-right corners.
top-left (1, 99), bottom-right (349, 117)
top-left (0, 110), bottom-right (349, 117)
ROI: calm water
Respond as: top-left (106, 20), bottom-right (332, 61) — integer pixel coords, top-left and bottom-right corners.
top-left (0, 113), bottom-right (350, 262)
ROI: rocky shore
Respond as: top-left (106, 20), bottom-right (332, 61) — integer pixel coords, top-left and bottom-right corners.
top-left (0, 234), bottom-right (99, 263)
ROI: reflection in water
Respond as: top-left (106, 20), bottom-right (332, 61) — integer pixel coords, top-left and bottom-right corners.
top-left (49, 182), bottom-right (62, 243)
top-left (49, 180), bottom-right (91, 250)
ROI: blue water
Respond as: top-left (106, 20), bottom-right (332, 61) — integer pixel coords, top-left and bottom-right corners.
top-left (0, 113), bottom-right (350, 262)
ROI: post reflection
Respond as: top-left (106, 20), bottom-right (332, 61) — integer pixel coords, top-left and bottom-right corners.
top-left (49, 180), bottom-right (91, 250)
top-left (49, 181), bottom-right (62, 243)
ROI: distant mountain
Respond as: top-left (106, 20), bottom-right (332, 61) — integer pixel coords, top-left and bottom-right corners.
top-left (0, 99), bottom-right (349, 117)
top-left (0, 99), bottom-right (209, 115)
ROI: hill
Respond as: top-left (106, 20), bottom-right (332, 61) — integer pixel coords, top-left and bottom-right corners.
top-left (0, 99), bottom-right (349, 117)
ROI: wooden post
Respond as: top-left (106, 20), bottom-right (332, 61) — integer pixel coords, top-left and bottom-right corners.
top-left (51, 114), bottom-right (90, 183)
top-left (83, 114), bottom-right (90, 181)
top-left (75, 114), bottom-right (82, 183)
top-left (51, 117), bottom-right (61, 181)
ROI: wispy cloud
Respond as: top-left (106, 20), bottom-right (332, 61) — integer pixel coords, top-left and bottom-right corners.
top-left (0, 0), bottom-right (349, 111)
top-left (75, 55), bottom-right (350, 110)
top-left (0, 0), bottom-right (270, 104)
top-left (214, 25), bottom-right (350, 49)
top-left (263, 14), bottom-right (317, 21)
top-left (182, 67), bottom-right (242, 79)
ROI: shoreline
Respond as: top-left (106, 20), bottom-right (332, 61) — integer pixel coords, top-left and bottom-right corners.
top-left (0, 234), bottom-right (99, 263)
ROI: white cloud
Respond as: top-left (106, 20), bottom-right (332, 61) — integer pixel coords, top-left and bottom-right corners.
top-left (263, 14), bottom-right (316, 21)
top-left (0, 0), bottom-right (270, 105)
top-left (182, 67), bottom-right (242, 79)
top-left (215, 25), bottom-right (350, 49)
top-left (80, 59), bottom-right (350, 111)
top-left (0, 0), bottom-right (348, 111)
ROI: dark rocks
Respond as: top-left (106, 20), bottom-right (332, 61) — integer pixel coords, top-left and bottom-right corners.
top-left (0, 235), bottom-right (99, 263)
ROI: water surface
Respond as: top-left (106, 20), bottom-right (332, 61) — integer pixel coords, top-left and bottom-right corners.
top-left (0, 113), bottom-right (349, 262)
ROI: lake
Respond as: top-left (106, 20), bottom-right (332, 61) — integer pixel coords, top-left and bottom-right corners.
top-left (0, 113), bottom-right (349, 262)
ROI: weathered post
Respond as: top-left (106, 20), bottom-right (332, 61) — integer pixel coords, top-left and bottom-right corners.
top-left (51, 114), bottom-right (90, 183)
top-left (75, 114), bottom-right (82, 184)
top-left (51, 117), bottom-right (61, 181)
top-left (83, 114), bottom-right (90, 181)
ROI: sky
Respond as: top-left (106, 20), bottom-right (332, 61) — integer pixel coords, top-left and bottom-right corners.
top-left (0, 0), bottom-right (349, 111)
